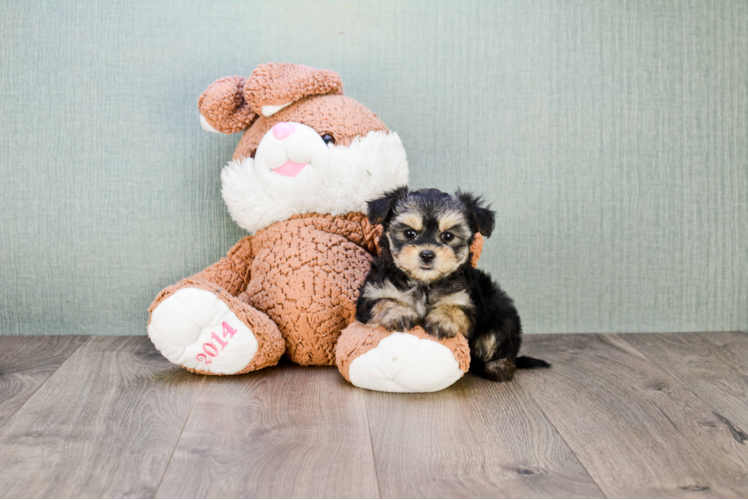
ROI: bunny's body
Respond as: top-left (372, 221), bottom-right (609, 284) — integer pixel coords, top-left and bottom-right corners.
top-left (148, 63), bottom-right (474, 392)
top-left (148, 63), bottom-right (407, 374)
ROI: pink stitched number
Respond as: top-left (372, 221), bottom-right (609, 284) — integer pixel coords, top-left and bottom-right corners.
top-left (203, 342), bottom-right (219, 357)
top-left (211, 331), bottom-right (228, 349)
top-left (223, 322), bottom-right (237, 338)
top-left (196, 323), bottom-right (238, 364)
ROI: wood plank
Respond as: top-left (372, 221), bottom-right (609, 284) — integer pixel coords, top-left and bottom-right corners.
top-left (0, 336), bottom-right (86, 427)
top-left (518, 334), bottom-right (748, 498)
top-left (623, 332), bottom-right (748, 436)
top-left (0, 336), bottom-right (204, 498)
top-left (364, 373), bottom-right (604, 498)
top-left (156, 364), bottom-right (379, 499)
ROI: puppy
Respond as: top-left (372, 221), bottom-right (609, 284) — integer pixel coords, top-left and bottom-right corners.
top-left (356, 187), bottom-right (549, 382)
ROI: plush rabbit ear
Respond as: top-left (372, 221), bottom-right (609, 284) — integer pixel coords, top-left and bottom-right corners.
top-left (198, 76), bottom-right (258, 134)
top-left (198, 63), bottom-right (344, 133)
top-left (244, 63), bottom-right (343, 117)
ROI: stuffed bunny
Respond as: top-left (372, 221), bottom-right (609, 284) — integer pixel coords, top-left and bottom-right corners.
top-left (147, 63), bottom-right (476, 392)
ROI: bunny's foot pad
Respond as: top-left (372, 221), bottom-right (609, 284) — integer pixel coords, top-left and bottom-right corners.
top-left (148, 282), bottom-right (284, 375)
top-left (336, 323), bottom-right (470, 393)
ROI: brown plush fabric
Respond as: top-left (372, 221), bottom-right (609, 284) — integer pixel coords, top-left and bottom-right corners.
top-left (232, 94), bottom-right (389, 161)
top-left (197, 63), bottom-right (345, 139)
top-left (149, 213), bottom-right (377, 371)
top-left (159, 63), bottom-right (397, 378)
top-left (335, 323), bottom-right (471, 383)
top-left (469, 233), bottom-right (484, 267)
top-left (197, 63), bottom-right (388, 161)
top-left (244, 62), bottom-right (343, 113)
top-left (189, 236), bottom-right (254, 297)
top-left (148, 279), bottom-right (285, 374)
top-left (198, 76), bottom-right (258, 134)
top-left (237, 212), bottom-right (380, 365)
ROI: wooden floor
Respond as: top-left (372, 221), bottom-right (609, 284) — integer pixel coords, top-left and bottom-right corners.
top-left (0, 333), bottom-right (747, 498)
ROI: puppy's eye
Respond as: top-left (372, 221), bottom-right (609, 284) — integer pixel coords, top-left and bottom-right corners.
top-left (404, 229), bottom-right (417, 240)
top-left (321, 134), bottom-right (335, 145)
top-left (442, 232), bottom-right (455, 242)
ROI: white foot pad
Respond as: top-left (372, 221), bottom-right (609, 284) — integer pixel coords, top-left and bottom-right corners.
top-left (148, 288), bottom-right (258, 374)
top-left (348, 332), bottom-right (464, 393)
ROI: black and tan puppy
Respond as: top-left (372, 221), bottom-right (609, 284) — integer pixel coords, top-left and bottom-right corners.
top-left (356, 187), bottom-right (549, 382)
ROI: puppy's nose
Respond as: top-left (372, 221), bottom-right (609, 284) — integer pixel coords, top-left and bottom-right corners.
top-left (272, 122), bottom-right (295, 140)
top-left (420, 250), bottom-right (436, 263)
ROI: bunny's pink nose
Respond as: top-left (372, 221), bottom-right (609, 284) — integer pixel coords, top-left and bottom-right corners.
top-left (271, 122), bottom-right (295, 140)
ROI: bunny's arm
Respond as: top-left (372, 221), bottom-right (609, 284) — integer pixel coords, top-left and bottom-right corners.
top-left (187, 236), bottom-right (255, 297)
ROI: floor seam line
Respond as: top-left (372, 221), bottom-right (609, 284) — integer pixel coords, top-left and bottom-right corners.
top-left (153, 374), bottom-right (206, 498)
top-left (363, 392), bottom-right (383, 499)
top-left (516, 366), bottom-right (610, 499)
top-left (0, 336), bottom-right (90, 431)
top-left (615, 332), bottom-right (735, 414)
top-left (616, 331), bottom-right (743, 376)
top-left (615, 332), bottom-right (748, 477)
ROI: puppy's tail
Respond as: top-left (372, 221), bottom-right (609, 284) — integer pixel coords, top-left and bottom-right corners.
top-left (515, 356), bottom-right (551, 369)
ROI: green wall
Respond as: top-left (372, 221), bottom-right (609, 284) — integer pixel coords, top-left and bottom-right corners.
top-left (1, 0), bottom-right (746, 335)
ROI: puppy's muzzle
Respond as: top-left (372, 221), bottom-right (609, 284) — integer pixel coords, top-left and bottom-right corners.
top-left (419, 249), bottom-right (436, 268)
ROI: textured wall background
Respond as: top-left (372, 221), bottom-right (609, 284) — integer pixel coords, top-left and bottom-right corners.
top-left (1, 0), bottom-right (746, 336)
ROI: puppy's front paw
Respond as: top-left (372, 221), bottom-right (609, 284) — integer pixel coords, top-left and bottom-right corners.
top-left (424, 317), bottom-right (458, 339)
top-left (424, 306), bottom-right (471, 339)
top-left (379, 311), bottom-right (421, 332)
top-left (371, 301), bottom-right (421, 332)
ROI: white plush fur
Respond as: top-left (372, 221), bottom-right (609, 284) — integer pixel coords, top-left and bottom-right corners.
top-left (148, 288), bottom-right (258, 375)
top-left (348, 332), bottom-right (464, 393)
top-left (221, 128), bottom-right (409, 234)
top-left (261, 102), bottom-right (292, 116)
top-left (199, 114), bottom-right (220, 133)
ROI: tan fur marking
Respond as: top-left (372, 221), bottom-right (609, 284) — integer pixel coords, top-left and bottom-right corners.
top-left (424, 305), bottom-right (472, 338)
top-left (438, 210), bottom-right (467, 233)
top-left (393, 245), bottom-right (425, 277)
top-left (395, 212), bottom-right (423, 231)
top-left (433, 246), bottom-right (462, 275)
top-left (415, 294), bottom-right (427, 318)
top-left (362, 280), bottom-right (414, 307)
top-left (432, 290), bottom-right (474, 309)
top-left (370, 300), bottom-right (420, 331)
top-left (394, 244), bottom-right (465, 282)
top-left (475, 333), bottom-right (498, 360)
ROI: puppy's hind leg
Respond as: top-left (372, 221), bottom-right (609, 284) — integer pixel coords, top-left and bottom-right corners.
top-left (470, 329), bottom-right (519, 382)
top-left (482, 357), bottom-right (517, 382)
top-left (483, 355), bottom-right (552, 380)
top-left (470, 328), bottom-right (550, 381)
top-left (470, 308), bottom-right (531, 382)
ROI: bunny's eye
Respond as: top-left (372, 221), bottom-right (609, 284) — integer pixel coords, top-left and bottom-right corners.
top-left (321, 134), bottom-right (335, 145)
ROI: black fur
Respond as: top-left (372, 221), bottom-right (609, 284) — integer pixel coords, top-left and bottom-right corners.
top-left (366, 186), bottom-right (409, 226)
top-left (356, 187), bottom-right (549, 382)
top-left (457, 190), bottom-right (496, 237)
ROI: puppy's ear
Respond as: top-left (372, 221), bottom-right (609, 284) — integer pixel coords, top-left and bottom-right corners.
top-left (368, 186), bottom-right (409, 226)
top-left (457, 190), bottom-right (495, 238)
